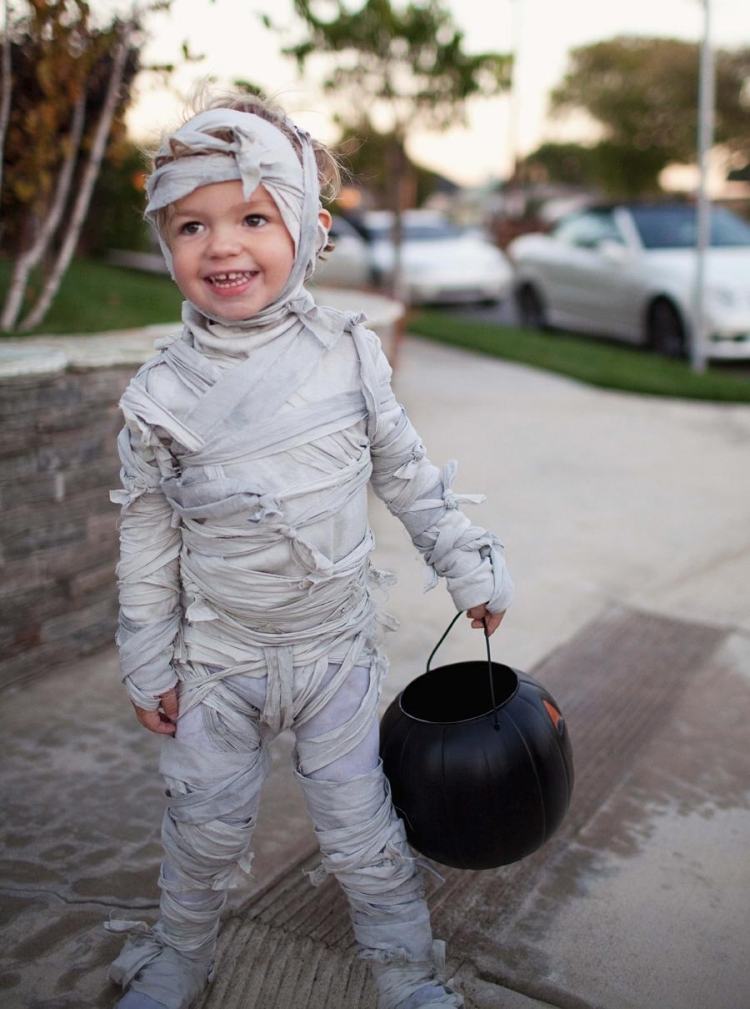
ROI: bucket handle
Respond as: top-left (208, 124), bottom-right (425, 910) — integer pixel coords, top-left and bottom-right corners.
top-left (426, 611), bottom-right (501, 730)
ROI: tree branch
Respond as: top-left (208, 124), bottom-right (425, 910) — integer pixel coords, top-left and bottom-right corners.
top-left (0, 0), bottom-right (12, 199)
top-left (19, 22), bottom-right (133, 332)
top-left (1, 90), bottom-right (86, 331)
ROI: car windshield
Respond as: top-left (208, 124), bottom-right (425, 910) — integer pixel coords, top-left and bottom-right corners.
top-left (630, 205), bottom-right (750, 249)
top-left (367, 220), bottom-right (463, 242)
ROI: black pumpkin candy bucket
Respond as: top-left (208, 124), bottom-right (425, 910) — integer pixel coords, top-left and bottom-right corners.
top-left (380, 612), bottom-right (574, 870)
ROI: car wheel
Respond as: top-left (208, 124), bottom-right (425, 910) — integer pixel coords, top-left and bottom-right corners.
top-left (647, 298), bottom-right (686, 357)
top-left (516, 284), bottom-right (546, 329)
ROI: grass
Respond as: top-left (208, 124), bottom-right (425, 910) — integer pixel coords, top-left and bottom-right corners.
top-left (0, 257), bottom-right (182, 336)
top-left (1, 258), bottom-right (748, 403)
top-left (409, 310), bottom-right (750, 404)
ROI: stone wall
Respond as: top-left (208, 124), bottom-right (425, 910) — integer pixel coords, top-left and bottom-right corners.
top-left (0, 289), bottom-right (402, 689)
top-left (0, 357), bottom-right (137, 689)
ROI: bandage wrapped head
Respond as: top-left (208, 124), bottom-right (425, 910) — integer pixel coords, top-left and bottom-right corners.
top-left (144, 108), bottom-right (330, 319)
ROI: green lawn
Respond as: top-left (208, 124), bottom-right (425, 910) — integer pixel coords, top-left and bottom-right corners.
top-left (0, 257), bottom-right (182, 336)
top-left (409, 310), bottom-right (750, 404)
top-left (2, 258), bottom-right (749, 403)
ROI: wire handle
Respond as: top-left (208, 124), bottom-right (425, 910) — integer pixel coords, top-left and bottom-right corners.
top-left (426, 611), bottom-right (501, 730)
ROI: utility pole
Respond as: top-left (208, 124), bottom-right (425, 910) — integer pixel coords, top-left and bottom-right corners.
top-left (692, 0), bottom-right (714, 374)
top-left (506, 0), bottom-right (521, 183)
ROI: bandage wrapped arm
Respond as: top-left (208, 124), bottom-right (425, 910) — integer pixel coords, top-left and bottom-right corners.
top-left (365, 337), bottom-right (513, 614)
top-left (110, 412), bottom-right (182, 710)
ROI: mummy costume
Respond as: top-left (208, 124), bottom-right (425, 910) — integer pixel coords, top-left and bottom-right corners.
top-left (107, 109), bottom-right (513, 1009)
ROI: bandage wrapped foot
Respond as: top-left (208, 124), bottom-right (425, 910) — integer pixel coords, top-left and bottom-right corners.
top-left (116, 993), bottom-right (168, 1009)
top-left (396, 986), bottom-right (464, 1009)
top-left (108, 924), bottom-right (213, 1009)
top-left (370, 941), bottom-right (464, 1009)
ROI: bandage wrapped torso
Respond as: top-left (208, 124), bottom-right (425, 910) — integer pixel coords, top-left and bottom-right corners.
top-left (111, 310), bottom-right (514, 712)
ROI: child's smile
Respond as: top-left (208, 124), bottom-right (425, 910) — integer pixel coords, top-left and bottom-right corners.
top-left (168, 181), bottom-right (295, 321)
top-left (206, 270), bottom-right (259, 292)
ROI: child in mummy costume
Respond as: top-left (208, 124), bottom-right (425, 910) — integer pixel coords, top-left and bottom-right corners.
top-left (107, 92), bottom-right (513, 1009)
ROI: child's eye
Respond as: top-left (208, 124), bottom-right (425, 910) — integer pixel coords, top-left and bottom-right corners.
top-left (178, 221), bottom-right (203, 236)
top-left (244, 214), bottom-right (268, 228)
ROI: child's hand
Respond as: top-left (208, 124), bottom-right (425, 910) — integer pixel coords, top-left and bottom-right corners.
top-left (466, 604), bottom-right (505, 637)
top-left (131, 687), bottom-right (178, 736)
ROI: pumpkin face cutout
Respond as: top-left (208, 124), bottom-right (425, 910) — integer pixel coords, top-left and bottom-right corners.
top-left (380, 646), bottom-right (574, 870)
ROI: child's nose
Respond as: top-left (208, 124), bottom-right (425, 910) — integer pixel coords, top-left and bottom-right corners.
top-left (206, 225), bottom-right (242, 257)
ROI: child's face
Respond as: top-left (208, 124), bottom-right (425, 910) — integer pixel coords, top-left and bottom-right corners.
top-left (166, 181), bottom-right (297, 321)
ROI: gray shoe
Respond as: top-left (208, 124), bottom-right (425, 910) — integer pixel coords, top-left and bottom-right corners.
top-left (110, 929), bottom-right (213, 1009)
top-left (116, 993), bottom-right (169, 1009)
top-left (396, 984), bottom-right (464, 1009)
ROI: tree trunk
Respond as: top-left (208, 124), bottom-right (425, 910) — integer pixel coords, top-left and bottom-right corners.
top-left (388, 133), bottom-right (406, 302)
top-left (1, 92), bottom-right (86, 331)
top-left (19, 24), bottom-right (131, 332)
top-left (0, 0), bottom-right (12, 199)
top-left (386, 133), bottom-right (410, 373)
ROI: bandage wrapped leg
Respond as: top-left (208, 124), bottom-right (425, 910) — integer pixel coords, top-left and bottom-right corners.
top-left (294, 663), bottom-right (463, 1009)
top-left (110, 690), bottom-right (268, 1007)
top-left (158, 696), bottom-right (268, 949)
top-left (297, 765), bottom-right (463, 1008)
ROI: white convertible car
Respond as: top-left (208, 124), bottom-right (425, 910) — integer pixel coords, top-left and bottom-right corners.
top-left (508, 202), bottom-right (750, 359)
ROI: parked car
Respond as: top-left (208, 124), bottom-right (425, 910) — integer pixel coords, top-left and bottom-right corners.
top-left (313, 215), bottom-right (374, 289)
top-left (508, 202), bottom-right (750, 359)
top-left (363, 209), bottom-right (513, 305)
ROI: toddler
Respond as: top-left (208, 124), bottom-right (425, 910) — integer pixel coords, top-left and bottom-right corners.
top-left (107, 91), bottom-right (513, 1009)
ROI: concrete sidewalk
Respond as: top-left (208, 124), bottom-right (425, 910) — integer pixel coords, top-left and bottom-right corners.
top-left (2, 335), bottom-right (749, 1009)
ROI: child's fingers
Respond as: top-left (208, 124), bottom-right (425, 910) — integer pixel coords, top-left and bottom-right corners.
top-left (466, 605), bottom-right (486, 620)
top-left (483, 611), bottom-right (506, 636)
top-left (133, 704), bottom-right (177, 735)
top-left (160, 687), bottom-right (179, 722)
top-left (467, 610), bottom-right (505, 635)
top-left (147, 714), bottom-right (177, 735)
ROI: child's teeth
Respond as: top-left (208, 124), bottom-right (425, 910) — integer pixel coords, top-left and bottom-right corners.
top-left (211, 271), bottom-right (253, 287)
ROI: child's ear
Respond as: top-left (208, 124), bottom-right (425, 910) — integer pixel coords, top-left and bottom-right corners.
top-left (318, 208), bottom-right (333, 230)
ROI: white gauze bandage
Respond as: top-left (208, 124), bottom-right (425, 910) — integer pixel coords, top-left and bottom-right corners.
top-left (144, 109), bottom-right (329, 310)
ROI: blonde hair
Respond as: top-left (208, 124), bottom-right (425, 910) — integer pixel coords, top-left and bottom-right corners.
top-left (148, 85), bottom-right (341, 252)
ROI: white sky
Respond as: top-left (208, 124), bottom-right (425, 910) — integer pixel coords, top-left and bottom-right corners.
top-left (114, 0), bottom-right (750, 185)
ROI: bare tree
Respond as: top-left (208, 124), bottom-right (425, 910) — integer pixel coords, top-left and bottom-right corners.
top-left (1, 93), bottom-right (85, 330)
top-left (0, 0), bottom-right (12, 196)
top-left (19, 23), bottom-right (132, 331)
top-left (0, 1), bottom-right (178, 334)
